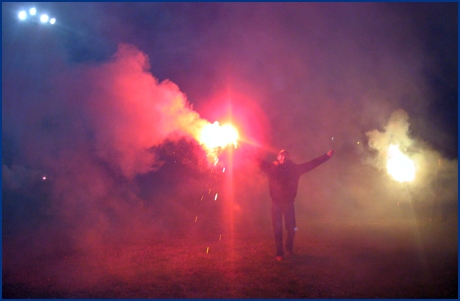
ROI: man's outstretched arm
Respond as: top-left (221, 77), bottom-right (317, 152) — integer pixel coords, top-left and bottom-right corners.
top-left (299, 149), bottom-right (334, 174)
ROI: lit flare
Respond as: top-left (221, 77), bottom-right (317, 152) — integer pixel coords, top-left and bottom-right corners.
top-left (386, 144), bottom-right (415, 182)
top-left (199, 121), bottom-right (239, 151)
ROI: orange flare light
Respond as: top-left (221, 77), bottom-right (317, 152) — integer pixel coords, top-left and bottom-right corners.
top-left (199, 121), bottom-right (239, 150)
top-left (386, 144), bottom-right (415, 183)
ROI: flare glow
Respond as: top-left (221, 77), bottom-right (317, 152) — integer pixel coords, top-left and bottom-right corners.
top-left (386, 144), bottom-right (416, 182)
top-left (199, 121), bottom-right (239, 151)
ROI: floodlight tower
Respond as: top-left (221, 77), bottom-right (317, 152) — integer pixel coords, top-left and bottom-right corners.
top-left (17, 6), bottom-right (56, 25)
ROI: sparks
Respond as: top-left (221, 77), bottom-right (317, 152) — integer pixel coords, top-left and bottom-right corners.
top-left (386, 144), bottom-right (416, 182)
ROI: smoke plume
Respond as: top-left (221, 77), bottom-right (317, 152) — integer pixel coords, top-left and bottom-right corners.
top-left (2, 3), bottom-right (456, 292)
top-left (2, 43), bottom-right (223, 259)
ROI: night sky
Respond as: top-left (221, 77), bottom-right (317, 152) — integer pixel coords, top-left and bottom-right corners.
top-left (2, 2), bottom-right (458, 263)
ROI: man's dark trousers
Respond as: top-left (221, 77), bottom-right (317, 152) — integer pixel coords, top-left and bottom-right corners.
top-left (271, 202), bottom-right (296, 256)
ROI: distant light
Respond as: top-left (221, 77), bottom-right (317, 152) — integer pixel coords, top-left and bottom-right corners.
top-left (42, 176), bottom-right (47, 180)
top-left (18, 10), bottom-right (27, 20)
top-left (18, 7), bottom-right (56, 25)
top-left (40, 14), bottom-right (49, 23)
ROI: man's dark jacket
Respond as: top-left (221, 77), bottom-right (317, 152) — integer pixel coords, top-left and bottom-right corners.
top-left (260, 153), bottom-right (330, 204)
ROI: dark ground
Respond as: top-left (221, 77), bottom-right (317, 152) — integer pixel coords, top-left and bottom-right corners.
top-left (2, 209), bottom-right (457, 299)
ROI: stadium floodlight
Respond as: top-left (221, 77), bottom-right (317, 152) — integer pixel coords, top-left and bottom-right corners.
top-left (17, 7), bottom-right (56, 25)
top-left (18, 10), bottom-right (27, 20)
top-left (40, 14), bottom-right (49, 23)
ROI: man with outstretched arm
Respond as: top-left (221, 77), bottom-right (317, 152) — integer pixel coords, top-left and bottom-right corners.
top-left (259, 149), bottom-right (335, 261)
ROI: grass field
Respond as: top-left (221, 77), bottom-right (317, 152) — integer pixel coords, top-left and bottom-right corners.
top-left (3, 212), bottom-right (457, 298)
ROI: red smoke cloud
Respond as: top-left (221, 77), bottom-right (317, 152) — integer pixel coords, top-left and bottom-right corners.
top-left (6, 42), bottom-right (270, 253)
top-left (70, 43), bottom-right (209, 178)
top-left (4, 43), bottom-right (272, 263)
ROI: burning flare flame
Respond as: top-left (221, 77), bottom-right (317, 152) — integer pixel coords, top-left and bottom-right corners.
top-left (199, 121), bottom-right (239, 151)
top-left (386, 144), bottom-right (415, 183)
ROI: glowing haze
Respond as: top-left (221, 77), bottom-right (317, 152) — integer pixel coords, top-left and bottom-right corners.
top-left (2, 2), bottom-right (456, 246)
top-left (2, 3), bottom-right (457, 291)
top-left (386, 144), bottom-right (416, 182)
top-left (62, 43), bottom-right (234, 178)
